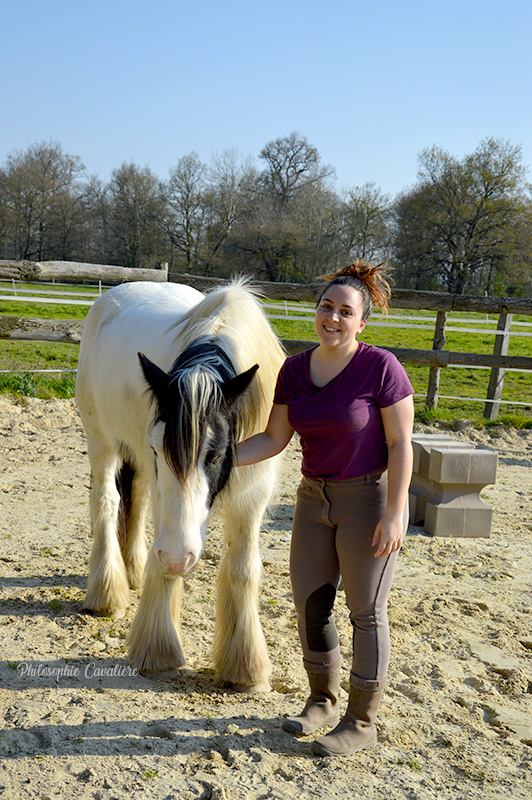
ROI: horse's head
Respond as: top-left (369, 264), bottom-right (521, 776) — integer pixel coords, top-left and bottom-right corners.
top-left (138, 350), bottom-right (258, 576)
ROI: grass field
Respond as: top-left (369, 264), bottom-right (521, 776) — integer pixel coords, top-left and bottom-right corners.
top-left (1, 285), bottom-right (531, 427)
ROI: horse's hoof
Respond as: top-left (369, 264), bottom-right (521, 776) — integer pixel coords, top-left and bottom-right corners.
top-left (81, 605), bottom-right (127, 620)
top-left (229, 680), bottom-right (271, 694)
top-left (138, 667), bottom-right (179, 679)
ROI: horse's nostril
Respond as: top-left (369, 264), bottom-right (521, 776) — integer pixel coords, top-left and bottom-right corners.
top-left (156, 548), bottom-right (196, 576)
top-left (182, 552), bottom-right (196, 572)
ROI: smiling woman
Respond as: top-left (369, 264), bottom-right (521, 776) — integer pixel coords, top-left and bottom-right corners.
top-left (236, 259), bottom-right (415, 757)
top-left (307, 262), bottom-right (391, 387)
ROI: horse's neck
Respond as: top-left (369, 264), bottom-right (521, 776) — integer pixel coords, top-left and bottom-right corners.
top-left (171, 338), bottom-right (235, 383)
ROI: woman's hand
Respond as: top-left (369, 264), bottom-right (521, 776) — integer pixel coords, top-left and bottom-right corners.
top-left (235, 403), bottom-right (293, 466)
top-left (371, 510), bottom-right (406, 558)
top-left (373, 395), bottom-right (414, 558)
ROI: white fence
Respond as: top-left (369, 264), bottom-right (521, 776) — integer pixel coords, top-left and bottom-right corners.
top-left (1, 276), bottom-right (532, 419)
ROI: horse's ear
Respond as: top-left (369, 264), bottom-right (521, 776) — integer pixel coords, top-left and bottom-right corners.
top-left (138, 352), bottom-right (171, 402)
top-left (221, 364), bottom-right (259, 407)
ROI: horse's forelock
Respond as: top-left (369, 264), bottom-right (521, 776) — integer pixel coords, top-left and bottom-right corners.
top-left (162, 367), bottom-right (225, 483)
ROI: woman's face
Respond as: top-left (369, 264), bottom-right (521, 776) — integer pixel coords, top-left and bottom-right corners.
top-left (314, 283), bottom-right (367, 352)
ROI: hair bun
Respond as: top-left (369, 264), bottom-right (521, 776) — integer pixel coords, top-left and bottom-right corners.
top-left (318, 259), bottom-right (392, 312)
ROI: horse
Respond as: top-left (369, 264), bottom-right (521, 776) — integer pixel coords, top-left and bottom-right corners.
top-left (75, 279), bottom-right (285, 691)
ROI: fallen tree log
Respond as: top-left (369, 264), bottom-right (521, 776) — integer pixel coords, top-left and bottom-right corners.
top-left (0, 260), bottom-right (168, 284)
top-left (0, 317), bottom-right (85, 344)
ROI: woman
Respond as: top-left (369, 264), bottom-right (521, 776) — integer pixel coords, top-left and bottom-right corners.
top-left (236, 261), bottom-right (414, 757)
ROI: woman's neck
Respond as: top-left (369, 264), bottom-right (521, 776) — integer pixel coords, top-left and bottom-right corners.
top-left (310, 341), bottom-right (360, 387)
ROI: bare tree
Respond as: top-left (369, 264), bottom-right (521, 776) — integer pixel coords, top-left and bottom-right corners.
top-left (202, 149), bottom-right (257, 274)
top-left (340, 183), bottom-right (391, 263)
top-left (259, 132), bottom-right (335, 209)
top-left (0, 140), bottom-right (85, 261)
top-left (164, 153), bottom-right (207, 271)
top-left (108, 162), bottom-right (166, 268)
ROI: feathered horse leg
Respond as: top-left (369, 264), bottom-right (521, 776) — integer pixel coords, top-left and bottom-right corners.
top-left (127, 547), bottom-right (185, 674)
top-left (83, 440), bottom-right (131, 618)
top-left (213, 462), bottom-right (276, 691)
top-left (117, 466), bottom-right (149, 590)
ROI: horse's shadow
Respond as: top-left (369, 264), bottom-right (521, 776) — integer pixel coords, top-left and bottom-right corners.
top-left (0, 572), bottom-right (100, 621)
top-left (0, 658), bottom-right (275, 697)
top-left (0, 573), bottom-right (85, 590)
top-left (0, 709), bottom-right (315, 761)
top-left (262, 503), bottom-right (294, 533)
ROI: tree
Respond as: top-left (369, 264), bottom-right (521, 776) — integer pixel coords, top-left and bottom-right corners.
top-left (339, 183), bottom-right (391, 263)
top-left (79, 175), bottom-right (113, 264)
top-left (107, 162), bottom-right (166, 268)
top-left (201, 149), bottom-right (257, 275)
top-left (231, 133), bottom-right (338, 281)
top-left (163, 152), bottom-right (207, 272)
top-left (392, 138), bottom-right (531, 294)
top-left (259, 131), bottom-right (334, 209)
top-left (0, 140), bottom-right (86, 261)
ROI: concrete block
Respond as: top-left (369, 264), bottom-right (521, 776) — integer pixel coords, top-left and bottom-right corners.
top-left (411, 434), bottom-right (455, 473)
top-left (413, 440), bottom-right (475, 469)
top-left (424, 489), bottom-right (494, 538)
top-left (408, 433), bottom-right (497, 538)
top-left (428, 447), bottom-right (498, 485)
top-left (410, 436), bottom-right (475, 525)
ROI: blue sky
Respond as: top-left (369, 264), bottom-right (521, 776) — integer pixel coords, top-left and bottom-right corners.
top-left (2, 0), bottom-right (531, 198)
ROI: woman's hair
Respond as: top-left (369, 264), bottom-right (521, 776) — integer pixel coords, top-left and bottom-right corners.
top-left (317, 259), bottom-right (392, 321)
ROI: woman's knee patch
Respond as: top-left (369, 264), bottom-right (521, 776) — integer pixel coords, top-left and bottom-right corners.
top-left (304, 583), bottom-right (338, 652)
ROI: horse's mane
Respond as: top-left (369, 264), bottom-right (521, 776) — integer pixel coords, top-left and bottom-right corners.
top-left (163, 338), bottom-right (236, 481)
top-left (167, 278), bottom-right (285, 441)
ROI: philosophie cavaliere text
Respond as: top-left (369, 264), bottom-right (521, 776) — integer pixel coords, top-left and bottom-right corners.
top-left (16, 661), bottom-right (139, 680)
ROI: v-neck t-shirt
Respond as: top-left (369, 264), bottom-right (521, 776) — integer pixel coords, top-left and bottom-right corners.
top-left (273, 342), bottom-right (414, 480)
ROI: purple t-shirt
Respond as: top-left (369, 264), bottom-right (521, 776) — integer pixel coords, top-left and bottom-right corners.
top-left (273, 343), bottom-right (414, 480)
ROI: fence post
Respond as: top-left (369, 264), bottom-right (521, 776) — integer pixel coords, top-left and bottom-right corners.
top-left (484, 312), bottom-right (513, 420)
top-left (425, 311), bottom-right (447, 408)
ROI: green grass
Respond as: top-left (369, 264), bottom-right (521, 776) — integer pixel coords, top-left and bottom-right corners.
top-left (1, 290), bottom-right (531, 426)
top-left (266, 302), bottom-right (532, 426)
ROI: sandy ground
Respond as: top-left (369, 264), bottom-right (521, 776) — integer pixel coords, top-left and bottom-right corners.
top-left (0, 396), bottom-right (531, 800)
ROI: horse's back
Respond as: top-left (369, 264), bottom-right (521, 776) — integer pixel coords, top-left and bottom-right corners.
top-left (76, 279), bottom-right (284, 451)
top-left (76, 282), bottom-right (205, 448)
top-left (81, 282), bottom-right (204, 343)
top-left (79, 282), bottom-right (204, 368)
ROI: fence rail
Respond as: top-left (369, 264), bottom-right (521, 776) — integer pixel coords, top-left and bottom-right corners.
top-left (1, 262), bottom-right (531, 419)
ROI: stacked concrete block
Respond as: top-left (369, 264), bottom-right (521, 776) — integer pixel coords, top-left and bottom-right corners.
top-left (409, 434), bottom-right (498, 538)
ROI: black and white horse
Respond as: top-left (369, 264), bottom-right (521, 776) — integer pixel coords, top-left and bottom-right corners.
top-left (75, 280), bottom-right (284, 690)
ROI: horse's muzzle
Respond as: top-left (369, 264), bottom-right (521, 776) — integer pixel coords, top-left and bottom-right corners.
top-left (156, 548), bottom-right (197, 576)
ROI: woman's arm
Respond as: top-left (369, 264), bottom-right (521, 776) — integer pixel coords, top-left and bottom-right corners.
top-left (372, 395), bottom-right (414, 558)
top-left (236, 403), bottom-right (294, 466)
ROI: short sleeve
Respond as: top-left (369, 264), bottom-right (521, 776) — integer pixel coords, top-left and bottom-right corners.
top-left (375, 352), bottom-right (414, 408)
top-left (273, 362), bottom-right (286, 404)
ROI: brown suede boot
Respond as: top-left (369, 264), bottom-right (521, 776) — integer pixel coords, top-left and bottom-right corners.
top-left (282, 661), bottom-right (341, 736)
top-left (311, 676), bottom-right (385, 756)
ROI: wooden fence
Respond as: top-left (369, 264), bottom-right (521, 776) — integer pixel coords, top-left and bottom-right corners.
top-left (171, 274), bottom-right (532, 421)
top-left (1, 261), bottom-right (531, 420)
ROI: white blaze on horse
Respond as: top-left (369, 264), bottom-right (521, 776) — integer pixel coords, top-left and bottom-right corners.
top-left (75, 280), bottom-right (285, 691)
